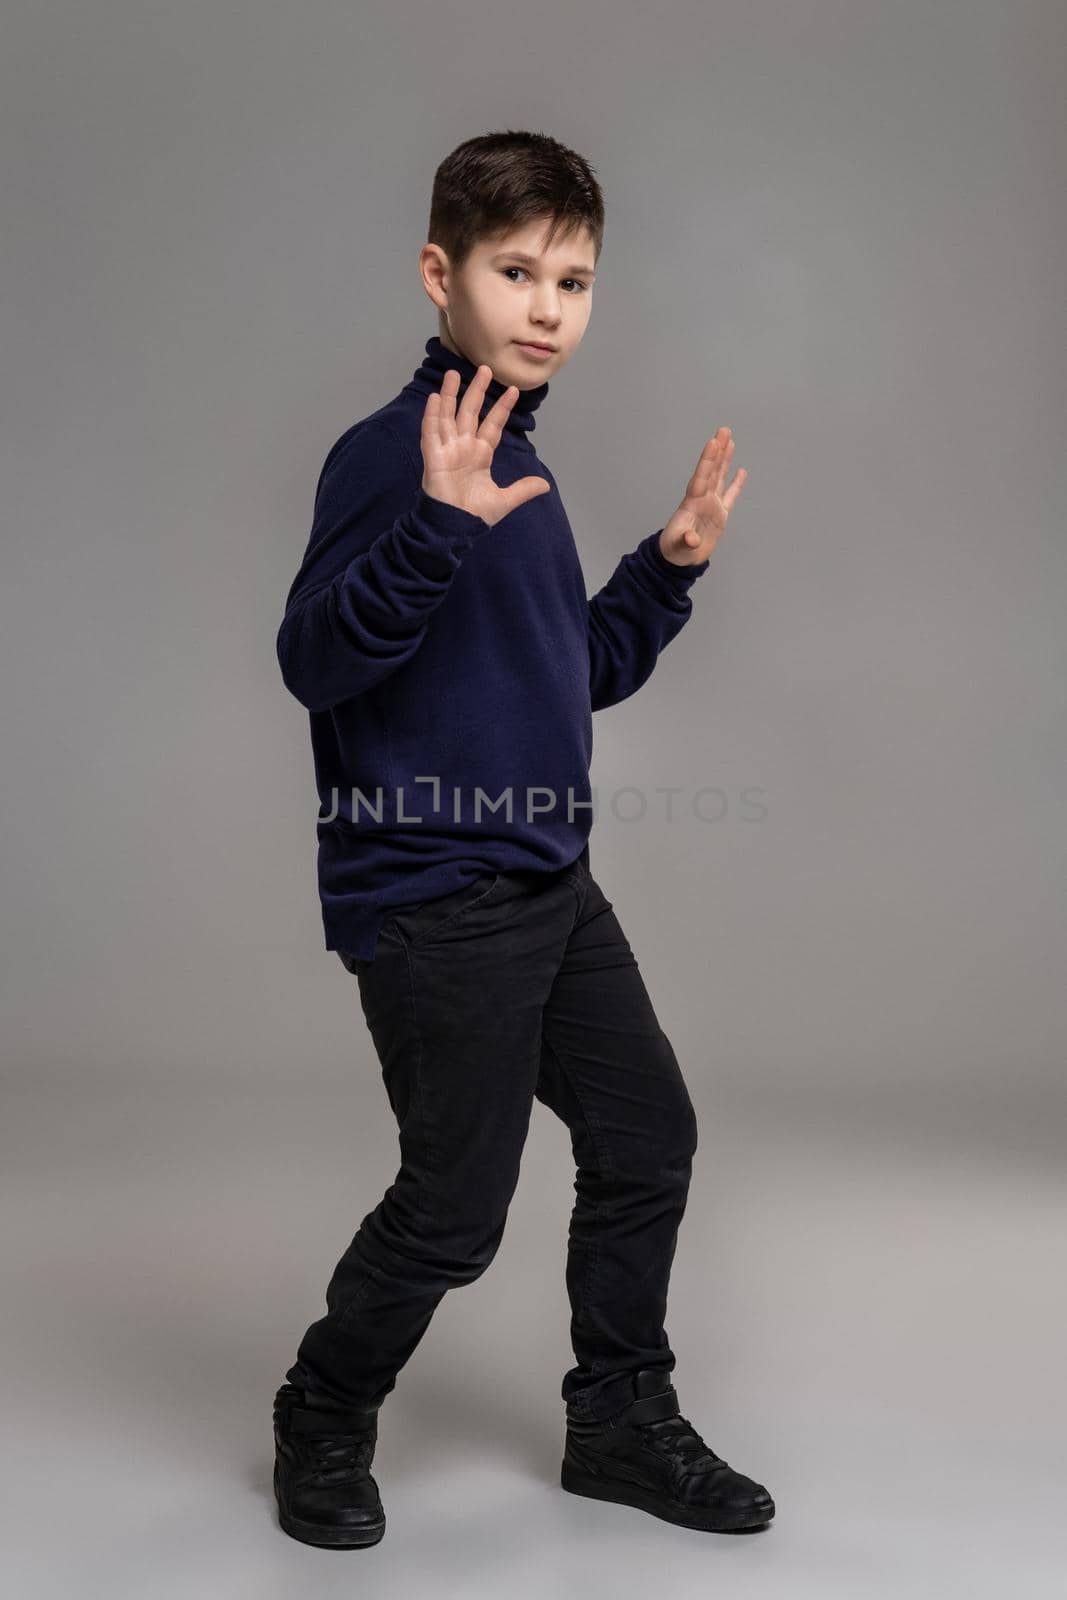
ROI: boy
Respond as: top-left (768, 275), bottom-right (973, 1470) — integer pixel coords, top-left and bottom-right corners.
top-left (272, 129), bottom-right (772, 1548)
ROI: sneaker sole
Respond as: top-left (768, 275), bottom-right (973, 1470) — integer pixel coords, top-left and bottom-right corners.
top-left (274, 1463), bottom-right (386, 1548)
top-left (560, 1457), bottom-right (774, 1533)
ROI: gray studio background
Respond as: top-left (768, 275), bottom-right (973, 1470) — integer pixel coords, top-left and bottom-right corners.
top-left (2, 2), bottom-right (1064, 1596)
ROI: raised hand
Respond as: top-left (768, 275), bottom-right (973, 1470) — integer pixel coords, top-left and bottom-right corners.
top-left (659, 427), bottom-right (747, 566)
top-left (420, 365), bottom-right (551, 529)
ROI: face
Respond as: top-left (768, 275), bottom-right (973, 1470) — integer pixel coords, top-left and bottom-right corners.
top-left (419, 217), bottom-right (597, 391)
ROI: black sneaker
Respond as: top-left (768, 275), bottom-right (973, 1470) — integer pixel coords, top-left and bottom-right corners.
top-left (561, 1368), bottom-right (775, 1533)
top-left (273, 1382), bottom-right (386, 1548)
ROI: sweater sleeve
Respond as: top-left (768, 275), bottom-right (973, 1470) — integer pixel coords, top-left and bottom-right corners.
top-left (587, 530), bottom-right (711, 712)
top-left (277, 419), bottom-right (490, 712)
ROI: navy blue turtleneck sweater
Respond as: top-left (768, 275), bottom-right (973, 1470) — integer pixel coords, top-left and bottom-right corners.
top-left (277, 335), bottom-right (710, 959)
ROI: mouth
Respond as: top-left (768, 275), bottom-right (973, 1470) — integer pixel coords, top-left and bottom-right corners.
top-left (514, 340), bottom-right (557, 355)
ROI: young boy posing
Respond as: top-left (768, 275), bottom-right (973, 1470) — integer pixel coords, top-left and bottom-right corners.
top-left (272, 129), bottom-right (772, 1548)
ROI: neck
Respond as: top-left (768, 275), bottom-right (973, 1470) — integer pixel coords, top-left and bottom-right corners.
top-left (406, 335), bottom-right (549, 445)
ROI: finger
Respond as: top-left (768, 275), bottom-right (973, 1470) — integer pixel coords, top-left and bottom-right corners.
top-left (499, 475), bottom-right (552, 518)
top-left (478, 383), bottom-right (519, 446)
top-left (456, 363), bottom-right (492, 437)
top-left (715, 432), bottom-right (734, 496)
top-left (437, 368), bottom-right (460, 445)
top-left (689, 432), bottom-right (723, 499)
top-left (722, 465), bottom-right (747, 514)
top-left (702, 429), bottom-right (730, 497)
top-left (422, 390), bottom-right (444, 461)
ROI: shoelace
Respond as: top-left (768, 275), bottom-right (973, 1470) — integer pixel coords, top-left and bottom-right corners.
top-left (638, 1412), bottom-right (726, 1476)
top-left (304, 1432), bottom-right (376, 1485)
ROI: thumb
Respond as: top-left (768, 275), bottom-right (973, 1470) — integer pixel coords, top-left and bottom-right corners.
top-left (497, 476), bottom-right (552, 520)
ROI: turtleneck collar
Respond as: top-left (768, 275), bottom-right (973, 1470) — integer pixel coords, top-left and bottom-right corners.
top-left (404, 335), bottom-right (549, 447)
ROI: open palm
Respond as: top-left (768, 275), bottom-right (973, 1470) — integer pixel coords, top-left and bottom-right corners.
top-left (659, 427), bottom-right (747, 566)
top-left (420, 364), bottom-right (551, 529)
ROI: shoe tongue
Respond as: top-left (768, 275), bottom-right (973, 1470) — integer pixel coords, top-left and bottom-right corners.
top-left (633, 1369), bottom-right (673, 1400)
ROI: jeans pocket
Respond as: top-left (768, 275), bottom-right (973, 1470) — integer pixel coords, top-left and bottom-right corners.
top-left (390, 871), bottom-right (502, 949)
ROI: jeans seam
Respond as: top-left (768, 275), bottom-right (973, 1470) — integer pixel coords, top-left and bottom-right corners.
top-left (563, 871), bottom-right (587, 926)
top-left (331, 1251), bottom-right (384, 1334)
top-left (331, 938), bottom-right (425, 1338)
top-left (541, 1025), bottom-right (615, 1410)
top-left (402, 939), bottom-right (437, 1225)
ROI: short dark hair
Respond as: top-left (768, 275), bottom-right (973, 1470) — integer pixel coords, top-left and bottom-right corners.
top-left (427, 129), bottom-right (604, 274)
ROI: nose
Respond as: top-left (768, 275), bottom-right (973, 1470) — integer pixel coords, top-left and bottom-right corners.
top-left (529, 290), bottom-right (562, 326)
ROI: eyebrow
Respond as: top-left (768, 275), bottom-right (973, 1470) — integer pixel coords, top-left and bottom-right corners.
top-left (490, 251), bottom-right (596, 277)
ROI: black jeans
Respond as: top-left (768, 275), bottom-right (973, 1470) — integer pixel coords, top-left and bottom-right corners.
top-left (284, 844), bottom-right (699, 1423)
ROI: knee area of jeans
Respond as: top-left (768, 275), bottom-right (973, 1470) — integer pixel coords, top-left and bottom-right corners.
top-left (608, 1139), bottom-right (696, 1192)
top-left (424, 1211), bottom-right (510, 1275)
top-left (681, 1099), bottom-right (699, 1159)
top-left (653, 1098), bottom-right (700, 1167)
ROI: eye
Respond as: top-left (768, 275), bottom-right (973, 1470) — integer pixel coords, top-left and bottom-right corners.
top-left (501, 267), bottom-right (589, 293)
